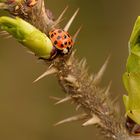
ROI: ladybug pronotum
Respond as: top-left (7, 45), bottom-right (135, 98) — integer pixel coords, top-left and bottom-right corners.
top-left (49, 29), bottom-right (73, 55)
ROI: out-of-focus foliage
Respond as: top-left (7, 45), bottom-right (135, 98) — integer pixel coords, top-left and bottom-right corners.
top-left (123, 17), bottom-right (140, 125)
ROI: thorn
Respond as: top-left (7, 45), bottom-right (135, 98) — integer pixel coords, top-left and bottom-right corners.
top-left (112, 96), bottom-right (119, 105)
top-left (54, 114), bottom-right (88, 126)
top-left (51, 6), bottom-right (68, 28)
top-left (0, 31), bottom-right (10, 38)
top-left (56, 6), bottom-right (68, 24)
top-left (79, 58), bottom-right (87, 69)
top-left (76, 104), bottom-right (81, 111)
top-left (79, 58), bottom-right (86, 67)
top-left (0, 31), bottom-right (8, 35)
top-left (66, 49), bottom-right (76, 65)
top-left (55, 96), bottom-right (72, 105)
top-left (82, 115), bottom-right (100, 126)
top-left (105, 82), bottom-right (112, 96)
top-left (73, 25), bottom-right (82, 43)
top-left (3, 35), bottom-right (12, 39)
top-left (82, 59), bottom-right (87, 69)
top-left (89, 74), bottom-right (94, 82)
top-left (0, 3), bottom-right (8, 10)
top-left (49, 96), bottom-right (61, 101)
top-left (36, 0), bottom-right (44, 14)
top-left (0, 30), bottom-right (12, 39)
top-left (64, 8), bottom-right (79, 32)
top-left (64, 75), bottom-right (76, 83)
top-left (26, 50), bottom-right (34, 55)
top-left (93, 56), bottom-right (110, 85)
top-left (71, 49), bottom-right (76, 57)
top-left (64, 75), bottom-right (79, 88)
top-left (33, 67), bottom-right (57, 83)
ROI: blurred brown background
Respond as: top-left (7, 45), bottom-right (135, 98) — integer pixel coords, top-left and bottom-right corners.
top-left (0, 0), bottom-right (140, 140)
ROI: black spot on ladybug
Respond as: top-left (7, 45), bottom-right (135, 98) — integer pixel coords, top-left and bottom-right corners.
top-left (64, 42), bottom-right (67, 45)
top-left (57, 36), bottom-right (61, 40)
top-left (54, 40), bottom-right (58, 45)
top-left (61, 44), bottom-right (64, 48)
top-left (69, 41), bottom-right (71, 45)
top-left (64, 35), bottom-right (67, 39)
top-left (51, 34), bottom-right (54, 38)
top-left (54, 32), bottom-right (56, 35)
top-left (58, 30), bottom-right (62, 33)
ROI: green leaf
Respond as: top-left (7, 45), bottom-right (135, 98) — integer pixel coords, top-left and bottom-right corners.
top-left (123, 72), bottom-right (140, 124)
top-left (129, 16), bottom-right (140, 49)
top-left (123, 72), bottom-right (140, 110)
top-left (126, 53), bottom-right (140, 72)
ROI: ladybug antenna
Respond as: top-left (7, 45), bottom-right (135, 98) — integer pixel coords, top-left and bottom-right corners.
top-left (73, 25), bottom-right (82, 43)
top-left (55, 6), bottom-right (69, 24)
top-left (64, 8), bottom-right (79, 32)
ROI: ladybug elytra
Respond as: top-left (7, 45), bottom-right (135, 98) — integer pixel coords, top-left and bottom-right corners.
top-left (49, 29), bottom-right (73, 55)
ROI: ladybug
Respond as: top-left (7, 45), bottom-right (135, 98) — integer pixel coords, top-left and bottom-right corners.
top-left (49, 29), bottom-right (73, 55)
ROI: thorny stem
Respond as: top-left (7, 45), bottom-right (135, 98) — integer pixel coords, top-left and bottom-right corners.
top-left (0, 0), bottom-right (139, 140)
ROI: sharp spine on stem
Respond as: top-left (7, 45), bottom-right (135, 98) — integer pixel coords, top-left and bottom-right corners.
top-left (54, 114), bottom-right (88, 126)
top-left (79, 58), bottom-right (86, 68)
top-left (33, 67), bottom-right (58, 83)
top-left (76, 104), bottom-right (81, 111)
top-left (104, 82), bottom-right (112, 96)
top-left (0, 3), bottom-right (8, 10)
top-left (66, 50), bottom-right (76, 65)
top-left (55, 6), bottom-right (68, 24)
top-left (64, 75), bottom-right (76, 84)
top-left (82, 115), bottom-right (100, 126)
top-left (73, 26), bottom-right (82, 43)
top-left (93, 56), bottom-right (110, 85)
top-left (64, 8), bottom-right (79, 32)
top-left (49, 96), bottom-right (61, 101)
top-left (55, 96), bottom-right (72, 105)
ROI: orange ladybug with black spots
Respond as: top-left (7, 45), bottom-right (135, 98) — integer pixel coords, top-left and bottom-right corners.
top-left (49, 29), bottom-right (73, 55)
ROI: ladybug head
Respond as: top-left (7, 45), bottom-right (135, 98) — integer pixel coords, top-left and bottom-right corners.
top-left (48, 8), bottom-right (81, 59)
